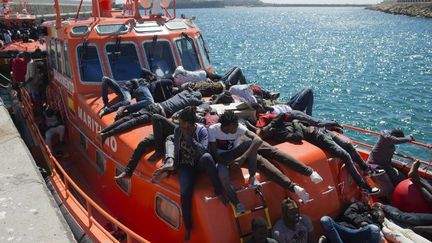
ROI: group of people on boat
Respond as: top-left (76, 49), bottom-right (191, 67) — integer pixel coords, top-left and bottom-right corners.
top-left (0, 20), bottom-right (40, 47)
top-left (14, 51), bottom-right (431, 242)
top-left (87, 64), bottom-right (431, 241)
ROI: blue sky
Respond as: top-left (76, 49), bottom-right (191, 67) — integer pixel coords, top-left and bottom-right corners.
top-left (262, 0), bottom-right (381, 3)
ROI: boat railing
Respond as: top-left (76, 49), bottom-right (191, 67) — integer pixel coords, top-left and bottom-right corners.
top-left (19, 88), bottom-right (150, 243)
top-left (343, 124), bottom-right (432, 172)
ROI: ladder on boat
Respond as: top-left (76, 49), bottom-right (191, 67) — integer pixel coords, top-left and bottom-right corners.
top-left (230, 186), bottom-right (272, 243)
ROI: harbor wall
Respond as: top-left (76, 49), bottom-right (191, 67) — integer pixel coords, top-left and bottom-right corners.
top-left (367, 3), bottom-right (432, 18)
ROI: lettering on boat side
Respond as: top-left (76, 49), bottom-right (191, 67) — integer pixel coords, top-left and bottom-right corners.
top-left (78, 106), bottom-right (117, 152)
top-left (54, 71), bottom-right (75, 94)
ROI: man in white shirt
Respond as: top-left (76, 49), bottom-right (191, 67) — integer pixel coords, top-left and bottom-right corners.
top-left (173, 65), bottom-right (207, 86)
top-left (208, 110), bottom-right (262, 214)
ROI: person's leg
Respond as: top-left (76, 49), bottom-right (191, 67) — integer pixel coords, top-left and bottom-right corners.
top-left (197, 153), bottom-right (222, 195)
top-left (287, 87), bottom-right (314, 116)
top-left (103, 113), bottom-right (151, 138)
top-left (258, 141), bottom-right (313, 176)
top-left (256, 154), bottom-right (296, 191)
top-left (177, 165), bottom-right (196, 238)
top-left (152, 114), bottom-right (176, 154)
top-left (311, 132), bottom-right (370, 190)
top-left (100, 114), bottom-right (132, 134)
top-left (100, 77), bottom-right (131, 115)
top-left (330, 134), bottom-right (368, 171)
top-left (56, 125), bottom-right (65, 143)
top-left (383, 204), bottom-right (432, 226)
top-left (45, 128), bottom-right (55, 149)
top-left (409, 160), bottom-right (432, 194)
top-left (120, 135), bottom-right (155, 177)
top-left (220, 140), bottom-right (257, 184)
top-left (217, 164), bottom-right (239, 205)
top-left (320, 216), bottom-right (345, 243)
top-left (220, 67), bottom-right (237, 81)
top-left (148, 79), bottom-right (174, 103)
top-left (321, 216), bottom-right (381, 243)
top-left (226, 67), bottom-right (247, 85)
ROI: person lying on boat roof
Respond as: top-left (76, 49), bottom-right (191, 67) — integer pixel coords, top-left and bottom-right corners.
top-left (259, 114), bottom-right (380, 194)
top-left (252, 87), bottom-right (314, 116)
top-left (210, 84), bottom-right (280, 105)
top-left (408, 160), bottom-right (432, 206)
top-left (248, 217), bottom-right (277, 243)
top-left (98, 76), bottom-right (154, 119)
top-left (97, 90), bottom-right (203, 144)
top-left (367, 128), bottom-right (415, 187)
top-left (272, 198), bottom-right (314, 243)
top-left (320, 202), bottom-right (384, 243)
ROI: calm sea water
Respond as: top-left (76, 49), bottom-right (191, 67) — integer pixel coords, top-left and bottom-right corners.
top-left (178, 7), bottom-right (432, 161)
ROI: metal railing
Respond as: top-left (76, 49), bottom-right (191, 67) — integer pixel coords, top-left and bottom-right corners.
top-left (19, 89), bottom-right (150, 243)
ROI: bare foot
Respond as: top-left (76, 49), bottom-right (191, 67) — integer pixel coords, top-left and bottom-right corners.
top-left (408, 160), bottom-right (421, 178)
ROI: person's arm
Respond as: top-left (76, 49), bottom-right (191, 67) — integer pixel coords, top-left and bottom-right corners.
top-left (288, 110), bottom-right (341, 128)
top-left (187, 126), bottom-right (208, 156)
top-left (233, 130), bottom-right (262, 165)
top-left (383, 133), bottom-right (414, 145)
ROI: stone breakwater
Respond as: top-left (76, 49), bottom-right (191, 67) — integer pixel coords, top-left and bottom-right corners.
top-left (367, 3), bottom-right (432, 18)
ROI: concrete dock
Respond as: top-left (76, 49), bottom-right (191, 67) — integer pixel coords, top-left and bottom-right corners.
top-left (0, 99), bottom-right (75, 242)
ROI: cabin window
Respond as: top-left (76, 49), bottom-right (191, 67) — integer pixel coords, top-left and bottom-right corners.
top-left (106, 43), bottom-right (141, 80)
top-left (71, 26), bottom-right (90, 36)
top-left (197, 35), bottom-right (211, 68)
top-left (175, 38), bottom-right (200, 71)
top-left (115, 167), bottom-right (131, 195)
top-left (49, 40), bottom-right (57, 70)
top-left (95, 24), bottom-right (129, 35)
top-left (63, 42), bottom-right (72, 79)
top-left (56, 40), bottom-right (64, 74)
top-left (155, 193), bottom-right (181, 230)
top-left (143, 41), bottom-right (176, 79)
top-left (77, 45), bottom-right (103, 83)
top-left (95, 149), bottom-right (106, 174)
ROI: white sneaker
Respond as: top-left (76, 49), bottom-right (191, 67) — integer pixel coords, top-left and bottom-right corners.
top-left (310, 171), bottom-right (323, 184)
top-left (249, 177), bottom-right (261, 187)
top-left (294, 185), bottom-right (310, 202)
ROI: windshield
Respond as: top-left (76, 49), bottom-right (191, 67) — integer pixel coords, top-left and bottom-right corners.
top-left (175, 38), bottom-right (201, 71)
top-left (143, 41), bottom-right (176, 79)
top-left (106, 43), bottom-right (141, 80)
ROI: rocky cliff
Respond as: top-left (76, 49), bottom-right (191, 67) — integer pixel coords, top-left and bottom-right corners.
top-left (367, 3), bottom-right (432, 18)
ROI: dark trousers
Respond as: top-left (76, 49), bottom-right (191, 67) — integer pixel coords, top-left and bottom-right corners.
top-left (217, 140), bottom-right (257, 205)
top-left (305, 130), bottom-right (370, 189)
top-left (258, 141), bottom-right (313, 176)
top-left (124, 136), bottom-right (155, 176)
top-left (256, 154), bottom-right (295, 191)
top-left (178, 153), bottom-right (222, 230)
top-left (382, 204), bottom-right (432, 227)
top-left (321, 216), bottom-right (381, 243)
top-left (101, 77), bottom-right (131, 114)
top-left (152, 114), bottom-right (176, 154)
top-left (287, 87), bottom-right (314, 116)
top-left (101, 104), bottom-right (162, 138)
top-left (220, 67), bottom-right (247, 86)
top-left (148, 79), bottom-right (174, 103)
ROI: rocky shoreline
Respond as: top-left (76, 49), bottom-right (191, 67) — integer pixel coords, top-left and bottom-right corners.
top-left (366, 3), bottom-right (432, 18)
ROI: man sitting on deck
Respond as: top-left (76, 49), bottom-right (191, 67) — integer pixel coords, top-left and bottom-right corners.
top-left (259, 113), bottom-right (380, 194)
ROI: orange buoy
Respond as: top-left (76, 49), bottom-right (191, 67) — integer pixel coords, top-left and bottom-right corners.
top-left (392, 179), bottom-right (432, 213)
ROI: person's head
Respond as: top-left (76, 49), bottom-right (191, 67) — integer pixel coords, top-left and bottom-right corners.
top-left (178, 106), bottom-right (197, 136)
top-left (219, 110), bottom-right (238, 134)
top-left (125, 78), bottom-right (139, 91)
top-left (251, 217), bottom-right (269, 243)
top-left (281, 198), bottom-right (300, 227)
top-left (390, 128), bottom-right (404, 137)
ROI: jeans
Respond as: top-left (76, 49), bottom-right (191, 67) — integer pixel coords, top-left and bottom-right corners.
top-left (148, 79), bottom-right (174, 103)
top-left (124, 136), bottom-right (155, 176)
top-left (101, 103), bottom-right (162, 139)
top-left (320, 216), bottom-right (381, 243)
top-left (219, 67), bottom-right (247, 86)
top-left (151, 114), bottom-right (176, 154)
top-left (217, 140), bottom-right (257, 205)
top-left (123, 85), bottom-right (155, 113)
top-left (101, 76), bottom-right (131, 114)
top-left (287, 87), bottom-right (314, 116)
top-left (178, 153), bottom-right (222, 230)
top-left (305, 130), bottom-right (370, 190)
